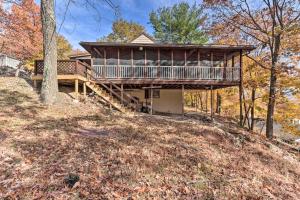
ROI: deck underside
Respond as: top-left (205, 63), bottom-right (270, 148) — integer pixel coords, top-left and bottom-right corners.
top-left (95, 79), bottom-right (239, 89)
top-left (31, 75), bottom-right (239, 89)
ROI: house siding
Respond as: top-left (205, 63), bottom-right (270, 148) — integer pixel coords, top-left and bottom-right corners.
top-left (128, 89), bottom-right (183, 114)
top-left (131, 34), bottom-right (154, 44)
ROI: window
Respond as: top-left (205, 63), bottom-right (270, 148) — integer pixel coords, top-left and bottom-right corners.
top-left (145, 89), bottom-right (160, 99)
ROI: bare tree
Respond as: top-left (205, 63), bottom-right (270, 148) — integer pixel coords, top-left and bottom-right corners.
top-left (40, 0), bottom-right (58, 104)
top-left (205, 0), bottom-right (300, 138)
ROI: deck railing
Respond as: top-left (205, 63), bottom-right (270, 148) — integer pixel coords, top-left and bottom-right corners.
top-left (35, 60), bottom-right (91, 77)
top-left (93, 65), bottom-right (240, 81)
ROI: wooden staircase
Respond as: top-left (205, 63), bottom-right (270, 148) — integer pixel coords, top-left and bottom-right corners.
top-left (85, 76), bottom-right (141, 113)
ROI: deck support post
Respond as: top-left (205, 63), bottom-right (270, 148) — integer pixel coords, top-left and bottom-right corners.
top-left (182, 85), bottom-right (185, 116)
top-left (239, 50), bottom-right (243, 127)
top-left (110, 83), bottom-right (112, 110)
top-left (83, 82), bottom-right (86, 99)
top-left (150, 84), bottom-right (153, 115)
top-left (33, 80), bottom-right (37, 88)
top-left (75, 79), bottom-right (79, 99)
top-left (210, 86), bottom-right (214, 121)
top-left (205, 89), bottom-right (208, 113)
top-left (121, 84), bottom-right (124, 105)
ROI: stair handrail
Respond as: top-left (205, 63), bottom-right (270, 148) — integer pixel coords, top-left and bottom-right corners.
top-left (85, 70), bottom-right (139, 110)
top-left (87, 68), bottom-right (140, 105)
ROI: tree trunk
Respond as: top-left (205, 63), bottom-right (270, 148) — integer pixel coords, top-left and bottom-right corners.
top-left (250, 88), bottom-right (256, 131)
top-left (40, 0), bottom-right (58, 104)
top-left (266, 65), bottom-right (277, 138)
top-left (266, 34), bottom-right (280, 139)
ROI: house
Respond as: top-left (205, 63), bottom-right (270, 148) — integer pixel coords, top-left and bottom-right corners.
top-left (32, 33), bottom-right (255, 117)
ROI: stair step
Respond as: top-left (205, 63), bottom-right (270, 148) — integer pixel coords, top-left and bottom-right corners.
top-left (86, 81), bottom-right (139, 113)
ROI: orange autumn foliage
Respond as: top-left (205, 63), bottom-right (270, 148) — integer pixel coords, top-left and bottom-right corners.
top-left (0, 0), bottom-right (42, 61)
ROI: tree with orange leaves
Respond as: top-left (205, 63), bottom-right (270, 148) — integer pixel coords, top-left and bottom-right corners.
top-left (0, 0), bottom-right (42, 61)
top-left (205, 0), bottom-right (300, 139)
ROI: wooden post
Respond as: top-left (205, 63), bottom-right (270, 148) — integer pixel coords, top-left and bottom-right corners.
top-left (239, 50), bottom-right (243, 127)
top-left (150, 84), bottom-right (153, 115)
top-left (90, 55), bottom-right (94, 79)
top-left (198, 49), bottom-right (200, 66)
top-left (184, 50), bottom-right (187, 78)
top-left (110, 83), bottom-right (112, 110)
top-left (144, 48), bottom-right (147, 78)
top-left (33, 80), bottom-right (37, 88)
top-left (104, 48), bottom-right (106, 78)
top-left (117, 48), bottom-right (120, 78)
top-left (182, 85), bottom-right (185, 115)
top-left (205, 89), bottom-right (208, 113)
top-left (75, 79), bottom-right (79, 99)
top-left (171, 50), bottom-right (173, 78)
top-left (34, 60), bottom-right (38, 75)
top-left (121, 84), bottom-right (124, 105)
top-left (211, 52), bottom-right (214, 79)
top-left (158, 48), bottom-right (160, 78)
top-left (83, 82), bottom-right (86, 98)
top-left (232, 55), bottom-right (234, 80)
top-left (223, 52), bottom-right (227, 80)
top-left (131, 48), bottom-right (134, 78)
top-left (210, 87), bottom-right (213, 120)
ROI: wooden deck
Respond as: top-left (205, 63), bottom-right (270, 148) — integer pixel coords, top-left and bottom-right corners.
top-left (32, 59), bottom-right (241, 89)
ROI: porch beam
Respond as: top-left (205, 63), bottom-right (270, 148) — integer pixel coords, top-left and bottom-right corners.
top-left (239, 50), bottom-right (243, 126)
top-left (93, 47), bottom-right (102, 57)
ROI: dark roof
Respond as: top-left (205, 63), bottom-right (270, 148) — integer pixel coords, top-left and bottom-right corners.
top-left (80, 41), bottom-right (255, 51)
top-left (68, 52), bottom-right (91, 59)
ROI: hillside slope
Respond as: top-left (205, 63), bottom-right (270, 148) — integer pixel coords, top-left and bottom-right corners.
top-left (0, 77), bottom-right (299, 199)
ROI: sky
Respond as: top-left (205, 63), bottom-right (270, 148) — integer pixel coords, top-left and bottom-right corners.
top-left (34, 0), bottom-right (197, 49)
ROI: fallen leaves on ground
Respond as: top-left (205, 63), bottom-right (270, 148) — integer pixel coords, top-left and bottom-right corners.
top-left (0, 77), bottom-right (299, 199)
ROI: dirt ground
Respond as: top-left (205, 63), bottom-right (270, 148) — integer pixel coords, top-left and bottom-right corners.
top-left (0, 77), bottom-right (299, 199)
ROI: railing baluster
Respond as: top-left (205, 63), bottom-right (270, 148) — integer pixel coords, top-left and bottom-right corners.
top-left (89, 65), bottom-right (240, 81)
